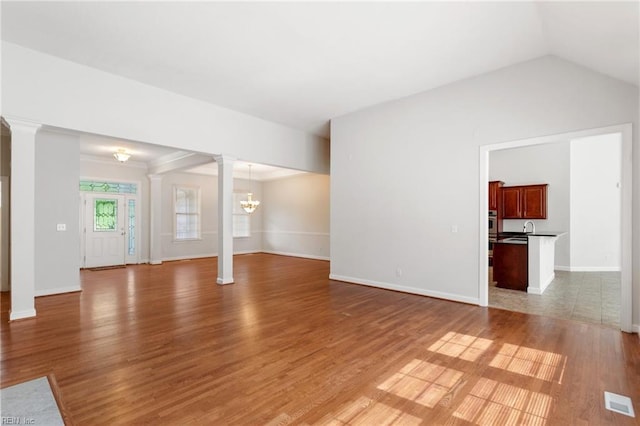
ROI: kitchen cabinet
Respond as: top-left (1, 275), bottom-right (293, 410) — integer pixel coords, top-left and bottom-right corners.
top-left (493, 241), bottom-right (528, 291)
top-left (501, 184), bottom-right (547, 219)
top-left (488, 181), bottom-right (503, 211)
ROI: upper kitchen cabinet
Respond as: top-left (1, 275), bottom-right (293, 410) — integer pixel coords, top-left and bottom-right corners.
top-left (488, 181), bottom-right (504, 211)
top-left (501, 184), bottom-right (547, 219)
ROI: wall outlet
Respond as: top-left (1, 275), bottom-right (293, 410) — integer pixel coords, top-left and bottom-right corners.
top-left (56, 223), bottom-right (66, 231)
top-left (451, 225), bottom-right (458, 233)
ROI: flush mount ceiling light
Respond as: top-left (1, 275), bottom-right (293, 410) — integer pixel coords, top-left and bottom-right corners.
top-left (113, 148), bottom-right (131, 163)
top-left (240, 164), bottom-right (260, 214)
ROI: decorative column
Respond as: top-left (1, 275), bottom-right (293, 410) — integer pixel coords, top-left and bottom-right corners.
top-left (148, 174), bottom-right (163, 265)
top-left (6, 118), bottom-right (41, 320)
top-left (213, 155), bottom-right (235, 284)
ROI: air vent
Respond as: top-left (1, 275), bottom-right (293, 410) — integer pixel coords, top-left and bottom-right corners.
top-left (604, 391), bottom-right (635, 417)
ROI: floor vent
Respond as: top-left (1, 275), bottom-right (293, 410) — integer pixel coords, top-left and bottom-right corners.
top-left (604, 391), bottom-right (635, 417)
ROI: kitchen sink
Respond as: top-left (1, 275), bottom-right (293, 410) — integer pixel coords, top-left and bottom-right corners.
top-left (500, 231), bottom-right (531, 237)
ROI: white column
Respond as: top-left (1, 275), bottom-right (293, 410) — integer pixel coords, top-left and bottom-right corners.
top-left (214, 155), bottom-right (235, 284)
top-left (148, 174), bottom-right (163, 265)
top-left (6, 118), bottom-right (41, 320)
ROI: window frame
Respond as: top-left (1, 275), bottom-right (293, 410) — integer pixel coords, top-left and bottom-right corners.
top-left (173, 185), bottom-right (202, 241)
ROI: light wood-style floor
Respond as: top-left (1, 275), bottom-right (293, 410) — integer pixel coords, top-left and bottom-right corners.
top-left (2, 254), bottom-right (639, 425)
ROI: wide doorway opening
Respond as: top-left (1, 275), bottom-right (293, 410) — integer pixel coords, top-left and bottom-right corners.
top-left (479, 124), bottom-right (633, 332)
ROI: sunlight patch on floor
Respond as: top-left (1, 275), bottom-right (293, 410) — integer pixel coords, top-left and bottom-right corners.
top-left (377, 360), bottom-right (464, 409)
top-left (317, 395), bottom-right (422, 425)
top-left (453, 377), bottom-right (552, 425)
top-left (428, 332), bottom-right (493, 362)
top-left (489, 343), bottom-right (565, 382)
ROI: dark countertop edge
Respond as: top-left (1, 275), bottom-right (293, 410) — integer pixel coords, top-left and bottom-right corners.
top-left (498, 232), bottom-right (567, 238)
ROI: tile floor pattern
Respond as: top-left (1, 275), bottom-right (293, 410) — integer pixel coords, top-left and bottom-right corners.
top-left (489, 270), bottom-right (621, 328)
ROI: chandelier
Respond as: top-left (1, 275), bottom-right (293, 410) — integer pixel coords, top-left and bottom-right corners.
top-left (240, 164), bottom-right (260, 213)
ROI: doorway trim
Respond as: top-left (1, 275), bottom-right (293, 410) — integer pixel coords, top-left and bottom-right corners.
top-left (79, 176), bottom-right (141, 268)
top-left (479, 123), bottom-right (633, 333)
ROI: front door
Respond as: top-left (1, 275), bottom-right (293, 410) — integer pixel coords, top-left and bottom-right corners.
top-left (84, 194), bottom-right (126, 268)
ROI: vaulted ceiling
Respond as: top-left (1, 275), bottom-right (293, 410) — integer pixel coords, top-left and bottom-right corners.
top-left (2, 1), bottom-right (638, 142)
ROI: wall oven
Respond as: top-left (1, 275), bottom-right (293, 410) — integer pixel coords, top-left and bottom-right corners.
top-left (488, 210), bottom-right (498, 238)
top-left (488, 210), bottom-right (498, 265)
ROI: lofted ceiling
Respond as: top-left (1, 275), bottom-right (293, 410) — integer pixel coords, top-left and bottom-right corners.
top-left (1, 1), bottom-right (638, 176)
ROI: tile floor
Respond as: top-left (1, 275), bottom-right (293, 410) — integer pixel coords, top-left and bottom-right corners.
top-left (489, 269), bottom-right (621, 328)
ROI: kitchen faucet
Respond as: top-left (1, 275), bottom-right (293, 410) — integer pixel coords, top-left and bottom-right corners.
top-left (523, 220), bottom-right (535, 234)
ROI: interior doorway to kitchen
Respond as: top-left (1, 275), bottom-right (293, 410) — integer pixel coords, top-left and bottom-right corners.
top-left (478, 124), bottom-right (632, 332)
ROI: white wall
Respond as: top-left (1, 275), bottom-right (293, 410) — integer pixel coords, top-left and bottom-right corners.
top-left (570, 133), bottom-right (621, 270)
top-left (159, 172), bottom-right (263, 260)
top-left (35, 130), bottom-right (81, 295)
top-left (331, 56), bottom-right (639, 326)
top-left (489, 141), bottom-right (571, 268)
top-left (2, 42), bottom-right (329, 174)
top-left (262, 173), bottom-right (330, 260)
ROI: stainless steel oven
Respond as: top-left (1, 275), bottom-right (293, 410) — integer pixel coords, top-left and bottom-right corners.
top-left (488, 210), bottom-right (498, 265)
top-left (488, 210), bottom-right (498, 238)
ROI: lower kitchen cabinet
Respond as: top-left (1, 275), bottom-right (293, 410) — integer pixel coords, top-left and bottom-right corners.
top-left (493, 242), bottom-right (528, 291)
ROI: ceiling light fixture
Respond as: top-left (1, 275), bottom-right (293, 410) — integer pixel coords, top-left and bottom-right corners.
top-left (240, 164), bottom-right (260, 214)
top-left (113, 148), bottom-right (131, 163)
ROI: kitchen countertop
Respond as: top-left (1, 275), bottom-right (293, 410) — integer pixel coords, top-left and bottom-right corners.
top-left (499, 231), bottom-right (567, 237)
top-left (496, 232), bottom-right (567, 244)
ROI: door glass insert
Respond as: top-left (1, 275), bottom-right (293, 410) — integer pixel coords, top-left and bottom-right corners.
top-left (94, 199), bottom-right (118, 231)
top-left (128, 199), bottom-right (136, 255)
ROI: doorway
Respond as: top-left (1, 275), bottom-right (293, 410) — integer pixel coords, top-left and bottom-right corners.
top-left (83, 194), bottom-right (126, 267)
top-left (81, 190), bottom-right (138, 268)
top-left (478, 123), bottom-right (633, 332)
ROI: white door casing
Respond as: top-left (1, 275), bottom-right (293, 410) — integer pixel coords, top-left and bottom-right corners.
top-left (84, 194), bottom-right (126, 268)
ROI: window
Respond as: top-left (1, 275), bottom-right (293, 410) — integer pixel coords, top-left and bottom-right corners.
top-left (233, 192), bottom-right (251, 238)
top-left (128, 199), bottom-right (136, 256)
top-left (174, 186), bottom-right (200, 240)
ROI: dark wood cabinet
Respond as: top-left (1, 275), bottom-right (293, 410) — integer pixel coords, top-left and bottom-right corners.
top-left (488, 181), bottom-right (503, 211)
top-left (493, 242), bottom-right (528, 291)
top-left (501, 186), bottom-right (522, 218)
top-left (501, 184), bottom-right (547, 219)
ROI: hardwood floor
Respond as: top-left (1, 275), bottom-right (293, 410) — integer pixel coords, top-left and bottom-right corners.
top-left (1, 254), bottom-right (639, 425)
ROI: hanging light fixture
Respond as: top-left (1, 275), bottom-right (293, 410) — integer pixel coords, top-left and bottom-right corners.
top-left (113, 148), bottom-right (131, 163)
top-left (240, 164), bottom-right (260, 214)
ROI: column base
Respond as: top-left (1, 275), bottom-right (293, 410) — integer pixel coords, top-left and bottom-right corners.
top-left (216, 277), bottom-right (234, 285)
top-left (10, 308), bottom-right (37, 321)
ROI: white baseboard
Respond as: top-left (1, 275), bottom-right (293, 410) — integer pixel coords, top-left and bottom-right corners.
top-left (9, 308), bottom-right (36, 321)
top-left (555, 265), bottom-right (621, 272)
top-left (262, 250), bottom-right (329, 261)
top-left (329, 274), bottom-right (479, 305)
top-left (632, 324), bottom-right (640, 334)
top-left (35, 285), bottom-right (82, 297)
top-left (161, 250), bottom-right (261, 262)
top-left (162, 253), bottom-right (218, 262)
top-left (234, 250), bottom-right (262, 256)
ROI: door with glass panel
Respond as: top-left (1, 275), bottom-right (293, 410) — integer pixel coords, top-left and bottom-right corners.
top-left (84, 194), bottom-right (126, 267)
